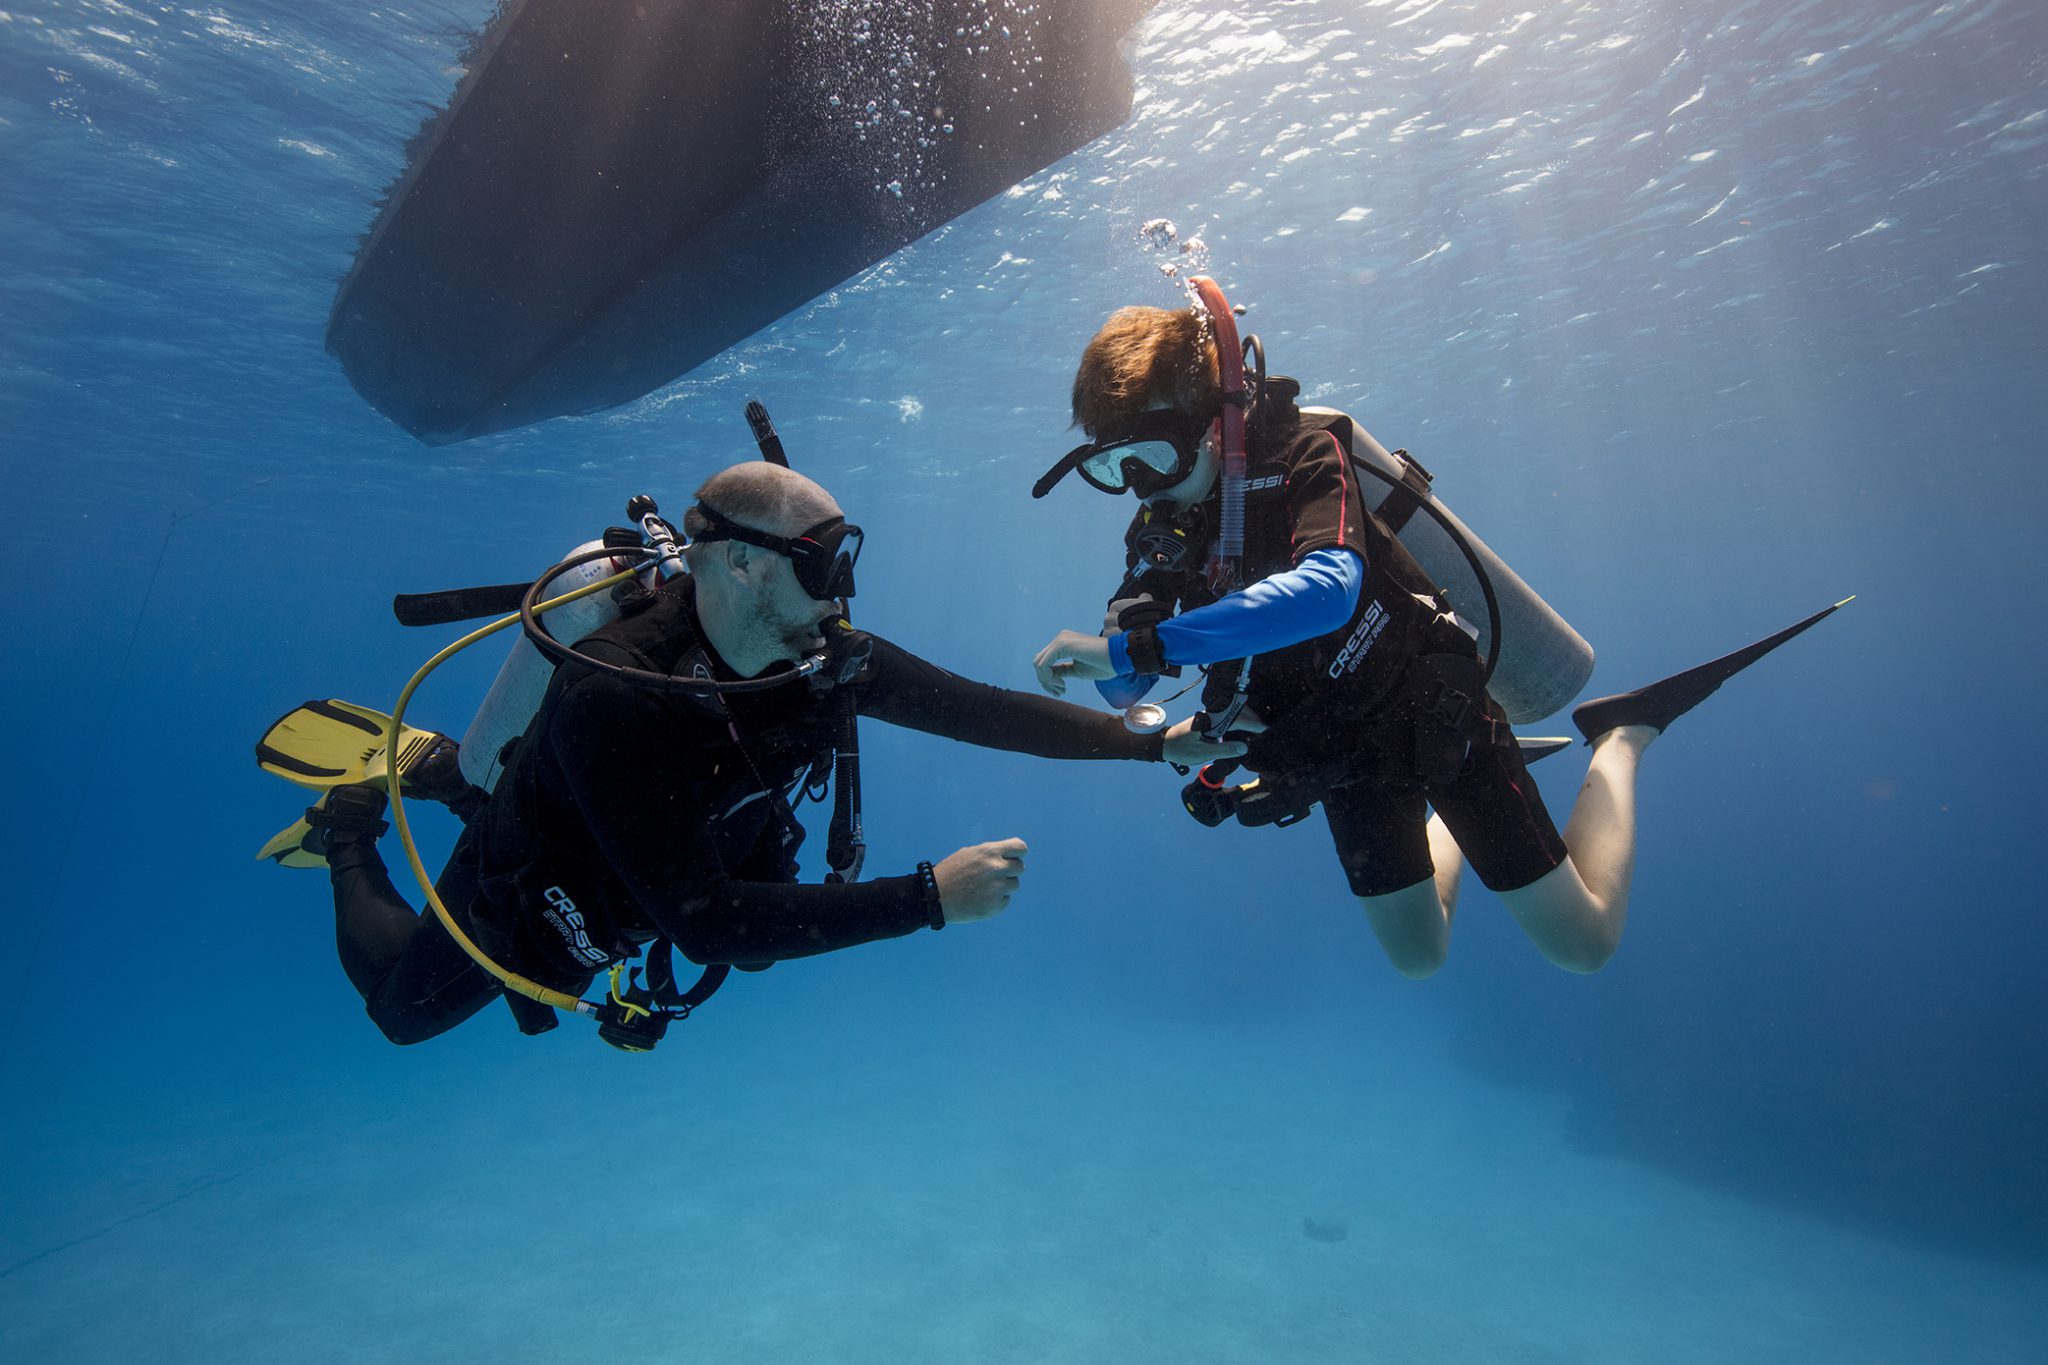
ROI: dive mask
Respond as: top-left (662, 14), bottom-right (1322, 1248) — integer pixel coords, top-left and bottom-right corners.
top-left (692, 502), bottom-right (863, 601)
top-left (1032, 408), bottom-right (1211, 499)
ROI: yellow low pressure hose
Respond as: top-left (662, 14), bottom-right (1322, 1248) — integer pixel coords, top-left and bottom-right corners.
top-left (383, 566), bottom-right (640, 1019)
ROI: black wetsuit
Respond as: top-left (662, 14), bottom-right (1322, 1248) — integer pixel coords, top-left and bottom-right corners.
top-left (1125, 403), bottom-right (1568, 898)
top-left (331, 578), bottom-right (1160, 1045)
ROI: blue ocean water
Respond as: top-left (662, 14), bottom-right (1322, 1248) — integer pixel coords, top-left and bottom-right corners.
top-left (3, 0), bottom-right (2045, 1359)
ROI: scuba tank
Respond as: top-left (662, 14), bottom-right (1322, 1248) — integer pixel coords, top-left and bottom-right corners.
top-left (1193, 275), bottom-right (1588, 725)
top-left (375, 400), bottom-right (872, 1050)
top-left (455, 401), bottom-right (822, 791)
top-left (1306, 407), bottom-right (1593, 724)
top-left (457, 538), bottom-right (640, 792)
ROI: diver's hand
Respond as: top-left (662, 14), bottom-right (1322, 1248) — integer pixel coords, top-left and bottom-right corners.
top-left (1162, 717), bottom-right (1247, 767)
top-left (933, 838), bottom-right (1028, 923)
top-left (1225, 707), bottom-right (1268, 735)
top-left (1033, 630), bottom-right (1115, 695)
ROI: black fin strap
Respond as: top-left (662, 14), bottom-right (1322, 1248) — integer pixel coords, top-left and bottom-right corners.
top-left (303, 801), bottom-right (388, 842)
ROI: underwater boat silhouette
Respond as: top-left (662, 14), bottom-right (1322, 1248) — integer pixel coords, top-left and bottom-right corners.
top-left (326, 0), bottom-right (1155, 444)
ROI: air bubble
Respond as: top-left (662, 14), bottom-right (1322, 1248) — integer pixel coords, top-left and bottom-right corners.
top-left (1139, 218), bottom-right (1179, 249)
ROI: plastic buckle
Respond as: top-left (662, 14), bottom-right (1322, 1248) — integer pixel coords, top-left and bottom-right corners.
top-left (1428, 685), bottom-right (1473, 731)
top-left (1392, 448), bottom-right (1435, 488)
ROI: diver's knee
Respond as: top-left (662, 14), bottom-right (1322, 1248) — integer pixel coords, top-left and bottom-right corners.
top-left (1549, 932), bottom-right (1619, 975)
top-left (1388, 945), bottom-right (1448, 980)
top-left (1356, 888), bottom-right (1451, 979)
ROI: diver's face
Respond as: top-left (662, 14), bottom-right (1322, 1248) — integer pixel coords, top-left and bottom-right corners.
top-left (748, 550), bottom-right (839, 658)
top-left (1143, 421), bottom-right (1221, 512)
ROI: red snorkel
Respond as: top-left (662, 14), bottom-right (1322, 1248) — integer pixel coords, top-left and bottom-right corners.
top-left (1189, 275), bottom-right (1246, 591)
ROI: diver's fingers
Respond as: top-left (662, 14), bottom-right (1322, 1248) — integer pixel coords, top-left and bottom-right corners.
top-left (1034, 630), bottom-right (1102, 670)
top-left (1032, 647), bottom-right (1071, 695)
top-left (936, 841), bottom-right (1028, 921)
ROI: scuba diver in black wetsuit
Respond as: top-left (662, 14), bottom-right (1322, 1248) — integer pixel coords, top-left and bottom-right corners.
top-left (1029, 281), bottom-right (1844, 978)
top-left (267, 460), bottom-right (1233, 1047)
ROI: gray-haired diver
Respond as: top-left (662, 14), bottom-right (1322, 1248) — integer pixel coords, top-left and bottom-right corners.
top-left (258, 459), bottom-right (1231, 1048)
top-left (1030, 280), bottom-right (1845, 978)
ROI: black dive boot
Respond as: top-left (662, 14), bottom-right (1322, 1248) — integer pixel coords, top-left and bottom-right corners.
top-left (1572, 599), bottom-right (1850, 743)
top-left (301, 783), bottom-right (391, 866)
top-left (396, 734), bottom-right (464, 802)
top-left (395, 735), bottom-right (485, 823)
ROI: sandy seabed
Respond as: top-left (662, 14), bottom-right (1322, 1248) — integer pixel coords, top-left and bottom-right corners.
top-left (3, 989), bottom-right (2041, 1365)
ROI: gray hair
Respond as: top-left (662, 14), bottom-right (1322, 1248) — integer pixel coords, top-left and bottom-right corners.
top-left (681, 462), bottom-right (842, 569)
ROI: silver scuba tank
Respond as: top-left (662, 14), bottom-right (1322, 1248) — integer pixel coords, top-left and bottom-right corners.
top-left (457, 539), bottom-right (638, 791)
top-left (1301, 406), bottom-right (1594, 724)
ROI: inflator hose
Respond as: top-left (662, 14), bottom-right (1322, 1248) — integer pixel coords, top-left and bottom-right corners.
top-left (390, 540), bottom-right (850, 1025)
top-left (386, 566), bottom-right (639, 1018)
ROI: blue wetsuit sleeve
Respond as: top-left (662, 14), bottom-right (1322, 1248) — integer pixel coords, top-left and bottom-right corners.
top-left (1145, 546), bottom-right (1363, 667)
top-left (1095, 669), bottom-right (1156, 707)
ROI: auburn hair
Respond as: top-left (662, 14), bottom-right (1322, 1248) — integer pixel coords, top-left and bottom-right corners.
top-left (1070, 305), bottom-right (1221, 436)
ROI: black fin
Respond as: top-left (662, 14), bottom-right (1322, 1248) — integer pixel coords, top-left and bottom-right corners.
top-left (393, 583), bottom-right (535, 627)
top-left (1573, 598), bottom-right (1851, 743)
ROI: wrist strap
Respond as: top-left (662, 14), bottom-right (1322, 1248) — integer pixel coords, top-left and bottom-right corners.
top-left (1124, 622), bottom-right (1168, 676)
top-left (916, 860), bottom-right (944, 929)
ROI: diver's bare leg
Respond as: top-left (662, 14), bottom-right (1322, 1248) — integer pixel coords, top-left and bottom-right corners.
top-left (1498, 723), bottom-right (1655, 972)
top-left (1357, 815), bottom-right (1464, 978)
top-left (1427, 813), bottom-right (1465, 921)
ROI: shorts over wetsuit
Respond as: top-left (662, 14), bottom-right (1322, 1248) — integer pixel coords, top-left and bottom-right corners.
top-left (1107, 400), bottom-right (1568, 899)
top-left (331, 577), bottom-right (1163, 1044)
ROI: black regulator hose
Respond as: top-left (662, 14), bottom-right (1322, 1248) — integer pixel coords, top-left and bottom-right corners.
top-left (824, 692), bottom-right (864, 882)
top-left (518, 546), bottom-right (827, 696)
